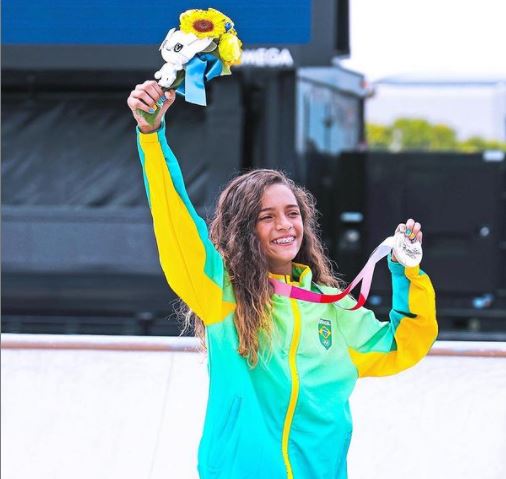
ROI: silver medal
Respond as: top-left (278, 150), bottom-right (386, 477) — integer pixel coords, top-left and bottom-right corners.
top-left (384, 232), bottom-right (423, 267)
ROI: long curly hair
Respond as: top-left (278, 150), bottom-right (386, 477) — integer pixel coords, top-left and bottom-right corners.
top-left (182, 169), bottom-right (343, 367)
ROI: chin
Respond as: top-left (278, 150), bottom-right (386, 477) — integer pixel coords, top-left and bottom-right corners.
top-left (271, 250), bottom-right (299, 264)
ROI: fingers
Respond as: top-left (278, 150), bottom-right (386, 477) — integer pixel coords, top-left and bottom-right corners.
top-left (127, 80), bottom-right (177, 133)
top-left (128, 81), bottom-right (160, 113)
top-left (127, 80), bottom-right (171, 114)
top-left (159, 89), bottom-right (177, 115)
top-left (396, 218), bottom-right (423, 244)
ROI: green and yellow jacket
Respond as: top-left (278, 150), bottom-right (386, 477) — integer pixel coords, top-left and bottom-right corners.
top-left (137, 125), bottom-right (438, 479)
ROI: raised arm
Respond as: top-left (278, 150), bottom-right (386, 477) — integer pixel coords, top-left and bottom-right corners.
top-left (335, 220), bottom-right (437, 377)
top-left (336, 254), bottom-right (438, 377)
top-left (128, 81), bottom-right (235, 325)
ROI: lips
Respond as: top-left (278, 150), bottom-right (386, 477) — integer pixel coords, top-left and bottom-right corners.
top-left (271, 236), bottom-right (296, 245)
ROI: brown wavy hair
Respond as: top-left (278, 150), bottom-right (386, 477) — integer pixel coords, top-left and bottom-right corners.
top-left (182, 169), bottom-right (343, 367)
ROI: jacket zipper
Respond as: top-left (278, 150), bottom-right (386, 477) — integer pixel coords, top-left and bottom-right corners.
top-left (281, 298), bottom-right (302, 478)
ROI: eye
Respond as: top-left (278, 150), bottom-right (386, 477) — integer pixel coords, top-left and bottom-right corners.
top-left (174, 43), bottom-right (183, 52)
top-left (288, 210), bottom-right (300, 217)
top-left (258, 215), bottom-right (272, 221)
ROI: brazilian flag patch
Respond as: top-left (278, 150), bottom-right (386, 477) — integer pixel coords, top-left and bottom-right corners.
top-left (318, 319), bottom-right (332, 350)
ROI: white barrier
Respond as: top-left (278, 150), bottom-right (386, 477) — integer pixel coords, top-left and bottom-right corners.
top-left (1, 334), bottom-right (505, 479)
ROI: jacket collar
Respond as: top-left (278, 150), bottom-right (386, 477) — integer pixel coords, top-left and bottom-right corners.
top-left (268, 262), bottom-right (312, 288)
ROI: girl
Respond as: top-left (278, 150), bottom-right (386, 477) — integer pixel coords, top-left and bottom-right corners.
top-left (127, 81), bottom-right (437, 479)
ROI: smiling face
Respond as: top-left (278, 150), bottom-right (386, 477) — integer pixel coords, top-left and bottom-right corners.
top-left (255, 183), bottom-right (304, 276)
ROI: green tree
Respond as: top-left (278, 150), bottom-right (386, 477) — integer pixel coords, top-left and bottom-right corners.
top-left (366, 123), bottom-right (392, 150)
top-left (459, 136), bottom-right (506, 152)
top-left (366, 117), bottom-right (506, 152)
top-left (390, 118), bottom-right (434, 150)
top-left (431, 124), bottom-right (458, 150)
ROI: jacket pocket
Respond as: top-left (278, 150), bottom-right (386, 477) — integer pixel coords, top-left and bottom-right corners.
top-left (207, 395), bottom-right (243, 473)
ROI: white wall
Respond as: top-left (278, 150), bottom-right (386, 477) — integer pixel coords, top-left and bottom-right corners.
top-left (348, 354), bottom-right (506, 479)
top-left (2, 335), bottom-right (505, 479)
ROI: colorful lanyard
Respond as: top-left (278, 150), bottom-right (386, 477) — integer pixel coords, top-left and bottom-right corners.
top-left (269, 238), bottom-right (396, 310)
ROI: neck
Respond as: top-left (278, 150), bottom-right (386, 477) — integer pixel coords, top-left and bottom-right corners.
top-left (269, 262), bottom-right (292, 277)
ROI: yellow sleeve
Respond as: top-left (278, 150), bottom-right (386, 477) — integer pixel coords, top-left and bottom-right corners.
top-left (137, 124), bottom-right (235, 325)
top-left (336, 254), bottom-right (438, 377)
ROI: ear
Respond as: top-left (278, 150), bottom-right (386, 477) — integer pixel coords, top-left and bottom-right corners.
top-left (185, 37), bottom-right (214, 57)
top-left (159, 28), bottom-right (176, 50)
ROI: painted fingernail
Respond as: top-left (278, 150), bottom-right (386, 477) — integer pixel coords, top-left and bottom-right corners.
top-left (148, 108), bottom-right (155, 114)
top-left (405, 229), bottom-right (412, 235)
top-left (156, 96), bottom-right (166, 106)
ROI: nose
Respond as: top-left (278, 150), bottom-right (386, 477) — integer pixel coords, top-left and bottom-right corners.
top-left (276, 215), bottom-right (293, 231)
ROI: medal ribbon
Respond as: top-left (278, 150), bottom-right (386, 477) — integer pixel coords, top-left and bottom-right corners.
top-left (269, 237), bottom-right (396, 310)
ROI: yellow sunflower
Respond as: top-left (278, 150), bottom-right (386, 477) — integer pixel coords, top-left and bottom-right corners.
top-left (209, 8), bottom-right (234, 31)
top-left (180, 8), bottom-right (227, 39)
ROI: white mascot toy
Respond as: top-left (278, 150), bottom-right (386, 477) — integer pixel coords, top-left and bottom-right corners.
top-left (154, 28), bottom-right (217, 88)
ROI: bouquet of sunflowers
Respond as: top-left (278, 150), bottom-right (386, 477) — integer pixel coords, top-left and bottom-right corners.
top-left (178, 8), bottom-right (242, 71)
top-left (140, 7), bottom-right (242, 124)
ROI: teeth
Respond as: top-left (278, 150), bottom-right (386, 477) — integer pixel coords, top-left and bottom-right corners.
top-left (272, 236), bottom-right (295, 245)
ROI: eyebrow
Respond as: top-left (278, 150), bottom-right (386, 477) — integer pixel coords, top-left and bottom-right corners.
top-left (259, 204), bottom-right (300, 213)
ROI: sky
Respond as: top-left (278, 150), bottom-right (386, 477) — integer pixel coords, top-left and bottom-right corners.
top-left (341, 0), bottom-right (506, 81)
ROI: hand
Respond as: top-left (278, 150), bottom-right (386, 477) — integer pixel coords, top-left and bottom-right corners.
top-left (391, 218), bottom-right (423, 263)
top-left (127, 80), bottom-right (176, 134)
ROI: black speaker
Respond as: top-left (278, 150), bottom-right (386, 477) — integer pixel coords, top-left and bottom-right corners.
top-left (306, 150), bottom-right (366, 283)
top-left (364, 152), bottom-right (504, 296)
top-left (330, 150), bottom-right (506, 323)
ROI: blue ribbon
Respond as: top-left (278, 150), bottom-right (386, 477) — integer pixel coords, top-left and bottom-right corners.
top-left (176, 53), bottom-right (224, 106)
